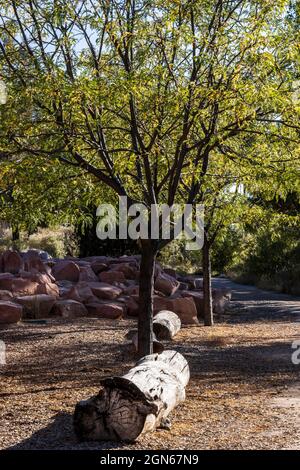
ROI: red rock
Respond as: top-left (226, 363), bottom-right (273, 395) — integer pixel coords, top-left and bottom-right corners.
top-left (36, 281), bottom-right (59, 298)
top-left (0, 278), bottom-right (40, 297)
top-left (51, 300), bottom-right (88, 318)
top-left (63, 285), bottom-right (83, 303)
top-left (181, 290), bottom-right (204, 317)
top-left (154, 272), bottom-right (180, 296)
top-left (56, 280), bottom-right (73, 296)
top-left (16, 294), bottom-right (56, 319)
top-left (89, 283), bottom-right (122, 300)
top-left (124, 296), bottom-right (139, 317)
top-left (86, 302), bottom-right (124, 319)
top-left (0, 273), bottom-right (14, 284)
top-left (0, 290), bottom-right (13, 301)
top-left (52, 261), bottom-right (80, 282)
top-left (98, 271), bottom-right (126, 283)
top-left (124, 285), bottom-right (139, 296)
top-left (1, 250), bottom-right (23, 274)
top-left (110, 256), bottom-right (139, 265)
top-left (109, 263), bottom-right (137, 279)
top-left (83, 256), bottom-right (112, 264)
top-left (35, 272), bottom-right (56, 284)
top-left (91, 262), bottom-right (108, 274)
top-left (78, 266), bottom-right (99, 282)
top-left (0, 301), bottom-right (22, 324)
top-left (63, 282), bottom-right (98, 304)
top-left (24, 256), bottom-right (47, 273)
top-left (154, 295), bottom-right (198, 324)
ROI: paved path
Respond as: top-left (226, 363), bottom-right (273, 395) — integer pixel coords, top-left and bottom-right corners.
top-left (212, 277), bottom-right (300, 449)
top-left (212, 277), bottom-right (300, 322)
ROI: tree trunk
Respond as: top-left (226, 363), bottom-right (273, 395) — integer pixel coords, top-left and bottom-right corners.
top-left (138, 240), bottom-right (157, 357)
top-left (11, 225), bottom-right (20, 251)
top-left (74, 350), bottom-right (190, 442)
top-left (12, 225), bottom-right (19, 241)
top-left (153, 310), bottom-right (181, 340)
top-left (202, 232), bottom-right (213, 326)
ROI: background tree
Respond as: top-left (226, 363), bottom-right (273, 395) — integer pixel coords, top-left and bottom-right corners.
top-left (0, 0), bottom-right (299, 356)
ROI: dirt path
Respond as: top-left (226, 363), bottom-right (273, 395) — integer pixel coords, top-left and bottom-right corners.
top-left (0, 279), bottom-right (299, 450)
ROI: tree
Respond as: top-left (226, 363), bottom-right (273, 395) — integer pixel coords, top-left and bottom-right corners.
top-left (0, 0), bottom-right (299, 356)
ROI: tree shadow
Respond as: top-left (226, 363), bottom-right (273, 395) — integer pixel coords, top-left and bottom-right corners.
top-left (174, 339), bottom-right (300, 391)
top-left (5, 411), bottom-right (129, 450)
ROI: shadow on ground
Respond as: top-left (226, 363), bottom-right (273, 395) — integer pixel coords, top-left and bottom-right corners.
top-left (5, 411), bottom-right (128, 450)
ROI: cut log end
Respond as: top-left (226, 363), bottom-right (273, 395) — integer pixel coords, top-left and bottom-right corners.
top-left (153, 310), bottom-right (181, 340)
top-left (74, 350), bottom-right (190, 442)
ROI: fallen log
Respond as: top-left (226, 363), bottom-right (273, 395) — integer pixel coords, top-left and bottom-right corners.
top-left (125, 329), bottom-right (164, 353)
top-left (153, 310), bottom-right (181, 340)
top-left (74, 350), bottom-right (190, 442)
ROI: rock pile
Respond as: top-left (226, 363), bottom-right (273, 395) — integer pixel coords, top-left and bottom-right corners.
top-left (0, 250), bottom-right (231, 325)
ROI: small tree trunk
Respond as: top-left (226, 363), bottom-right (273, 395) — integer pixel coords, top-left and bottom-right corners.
top-left (202, 232), bottom-right (213, 326)
top-left (12, 224), bottom-right (20, 250)
top-left (138, 239), bottom-right (157, 358)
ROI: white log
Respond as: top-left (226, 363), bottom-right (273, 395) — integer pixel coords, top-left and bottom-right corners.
top-left (153, 310), bottom-right (181, 340)
top-left (74, 350), bottom-right (190, 442)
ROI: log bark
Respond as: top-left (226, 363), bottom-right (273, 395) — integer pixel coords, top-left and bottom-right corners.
top-left (74, 350), bottom-right (190, 442)
top-left (202, 231), bottom-right (214, 326)
top-left (153, 310), bottom-right (181, 340)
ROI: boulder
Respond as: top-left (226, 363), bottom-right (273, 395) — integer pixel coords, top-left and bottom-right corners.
top-left (109, 263), bottom-right (137, 280)
top-left (181, 290), bottom-right (204, 318)
top-left (0, 273), bottom-right (14, 282)
top-left (63, 285), bottom-right (84, 303)
top-left (124, 296), bottom-right (139, 317)
top-left (124, 285), bottom-right (139, 296)
top-left (154, 272), bottom-right (180, 296)
top-left (86, 302), bottom-right (124, 319)
top-left (91, 262), bottom-right (108, 275)
top-left (98, 271), bottom-right (126, 283)
top-left (36, 281), bottom-right (59, 298)
top-left (0, 301), bottom-right (22, 324)
top-left (51, 300), bottom-right (88, 318)
top-left (16, 294), bottom-right (56, 319)
top-left (0, 277), bottom-right (40, 297)
top-left (63, 282), bottom-right (97, 304)
top-left (109, 256), bottom-right (139, 265)
top-left (1, 250), bottom-right (23, 274)
top-left (24, 256), bottom-right (48, 273)
top-left (89, 283), bottom-right (122, 300)
top-left (0, 290), bottom-right (13, 301)
top-left (52, 261), bottom-right (80, 282)
top-left (56, 280), bottom-right (74, 296)
top-left (154, 295), bottom-right (198, 324)
top-left (79, 266), bottom-right (99, 282)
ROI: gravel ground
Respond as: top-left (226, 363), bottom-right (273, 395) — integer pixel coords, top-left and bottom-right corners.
top-left (0, 278), bottom-right (299, 450)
